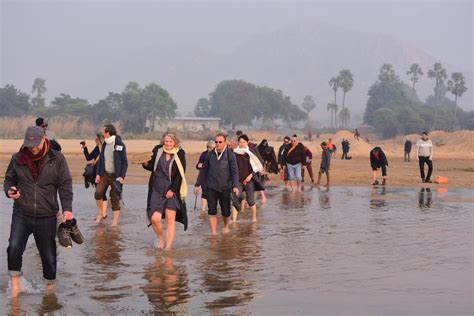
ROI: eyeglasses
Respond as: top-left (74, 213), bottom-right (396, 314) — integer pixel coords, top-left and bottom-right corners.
top-left (215, 141), bottom-right (224, 144)
top-left (291, 140), bottom-right (297, 142)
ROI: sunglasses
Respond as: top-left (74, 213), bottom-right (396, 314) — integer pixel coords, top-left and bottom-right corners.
top-left (215, 141), bottom-right (224, 144)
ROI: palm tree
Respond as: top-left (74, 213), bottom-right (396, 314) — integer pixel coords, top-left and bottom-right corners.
top-left (427, 63), bottom-right (448, 103)
top-left (327, 102), bottom-right (338, 129)
top-left (339, 108), bottom-right (351, 129)
top-left (31, 78), bottom-right (47, 108)
top-left (447, 72), bottom-right (468, 125)
top-left (406, 63), bottom-right (423, 93)
top-left (338, 69), bottom-right (354, 109)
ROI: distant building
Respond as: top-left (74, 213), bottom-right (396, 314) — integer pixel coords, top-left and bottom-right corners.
top-left (150, 117), bottom-right (221, 132)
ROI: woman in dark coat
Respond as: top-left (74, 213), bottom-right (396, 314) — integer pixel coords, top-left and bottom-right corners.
top-left (82, 133), bottom-right (108, 223)
top-left (195, 140), bottom-right (214, 212)
top-left (143, 133), bottom-right (187, 250)
top-left (257, 139), bottom-right (279, 175)
top-left (370, 146), bottom-right (388, 186)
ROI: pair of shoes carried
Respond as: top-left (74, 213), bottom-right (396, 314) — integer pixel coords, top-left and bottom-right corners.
top-left (231, 192), bottom-right (243, 212)
top-left (57, 219), bottom-right (85, 248)
top-left (372, 180), bottom-right (379, 186)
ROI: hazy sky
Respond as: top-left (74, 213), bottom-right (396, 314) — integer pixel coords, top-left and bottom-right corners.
top-left (1, 0), bottom-right (472, 108)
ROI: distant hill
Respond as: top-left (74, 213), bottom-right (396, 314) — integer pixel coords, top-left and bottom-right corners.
top-left (65, 21), bottom-right (474, 122)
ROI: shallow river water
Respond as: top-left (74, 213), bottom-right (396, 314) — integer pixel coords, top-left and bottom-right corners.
top-left (0, 185), bottom-right (472, 315)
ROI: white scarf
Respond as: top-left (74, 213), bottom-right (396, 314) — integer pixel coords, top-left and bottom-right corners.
top-left (105, 135), bottom-right (116, 145)
top-left (234, 146), bottom-right (264, 173)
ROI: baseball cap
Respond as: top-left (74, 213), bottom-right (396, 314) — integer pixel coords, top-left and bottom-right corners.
top-left (35, 117), bottom-right (48, 127)
top-left (23, 126), bottom-right (45, 148)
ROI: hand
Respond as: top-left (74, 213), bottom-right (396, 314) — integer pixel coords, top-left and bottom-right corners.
top-left (117, 177), bottom-right (124, 184)
top-left (7, 187), bottom-right (20, 200)
top-left (95, 175), bottom-right (101, 184)
top-left (142, 162), bottom-right (148, 167)
top-left (62, 211), bottom-right (74, 222)
top-left (197, 163), bottom-right (203, 169)
top-left (429, 156), bottom-right (433, 161)
top-left (165, 190), bottom-right (174, 199)
top-left (416, 157), bottom-right (419, 162)
top-left (193, 186), bottom-right (200, 196)
top-left (233, 187), bottom-right (240, 196)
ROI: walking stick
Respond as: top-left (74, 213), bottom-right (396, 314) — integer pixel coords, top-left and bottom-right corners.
top-left (193, 192), bottom-right (198, 210)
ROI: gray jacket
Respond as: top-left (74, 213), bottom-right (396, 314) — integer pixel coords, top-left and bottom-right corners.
top-left (4, 149), bottom-right (73, 217)
top-left (320, 148), bottom-right (331, 171)
top-left (195, 147), bottom-right (239, 192)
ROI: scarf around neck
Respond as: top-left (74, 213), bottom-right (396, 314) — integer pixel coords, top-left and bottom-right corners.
top-left (105, 135), bottom-right (116, 145)
top-left (17, 139), bottom-right (50, 181)
top-left (163, 146), bottom-right (187, 199)
top-left (233, 146), bottom-right (264, 173)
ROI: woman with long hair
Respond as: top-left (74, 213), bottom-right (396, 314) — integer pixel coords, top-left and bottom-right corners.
top-left (143, 133), bottom-right (187, 250)
top-left (82, 133), bottom-right (108, 224)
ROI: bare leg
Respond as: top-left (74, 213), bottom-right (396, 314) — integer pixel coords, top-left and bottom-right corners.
top-left (296, 181), bottom-right (301, 192)
top-left (251, 204), bottom-right (257, 222)
top-left (10, 275), bottom-right (21, 298)
top-left (315, 171), bottom-right (322, 188)
top-left (372, 170), bottom-right (377, 184)
top-left (209, 216), bottom-right (218, 235)
top-left (201, 198), bottom-right (208, 212)
top-left (326, 172), bottom-right (330, 189)
top-left (151, 212), bottom-right (164, 249)
top-left (111, 210), bottom-right (120, 227)
top-left (260, 191), bottom-right (267, 204)
top-left (102, 200), bottom-right (108, 219)
top-left (222, 216), bottom-right (230, 234)
top-left (290, 181), bottom-right (295, 193)
top-left (95, 200), bottom-right (104, 224)
top-left (164, 209), bottom-right (176, 250)
top-left (46, 282), bottom-right (54, 294)
top-left (241, 200), bottom-right (247, 212)
top-left (231, 207), bottom-right (238, 222)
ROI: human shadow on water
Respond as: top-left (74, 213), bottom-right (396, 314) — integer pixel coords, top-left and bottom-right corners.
top-left (201, 224), bottom-right (261, 315)
top-left (418, 188), bottom-right (432, 210)
top-left (318, 191), bottom-right (331, 209)
top-left (142, 253), bottom-right (190, 314)
top-left (37, 292), bottom-right (63, 315)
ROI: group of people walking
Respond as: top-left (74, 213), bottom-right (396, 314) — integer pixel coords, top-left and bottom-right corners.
top-left (3, 119), bottom-right (435, 297)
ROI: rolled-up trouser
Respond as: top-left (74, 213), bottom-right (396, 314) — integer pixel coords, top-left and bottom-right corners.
top-left (206, 188), bottom-right (231, 218)
top-left (95, 172), bottom-right (121, 211)
top-left (287, 163), bottom-right (302, 182)
top-left (7, 212), bottom-right (57, 281)
top-left (238, 179), bottom-right (256, 207)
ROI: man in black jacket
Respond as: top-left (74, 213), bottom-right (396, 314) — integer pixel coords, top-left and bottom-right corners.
top-left (36, 117), bottom-right (62, 152)
top-left (277, 136), bottom-right (291, 188)
top-left (194, 133), bottom-right (240, 235)
top-left (95, 124), bottom-right (128, 226)
top-left (283, 135), bottom-right (306, 193)
top-left (4, 126), bottom-right (74, 297)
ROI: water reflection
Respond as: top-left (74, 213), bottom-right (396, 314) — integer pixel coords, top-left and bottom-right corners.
top-left (370, 187), bottom-right (387, 209)
top-left (85, 226), bottom-right (125, 302)
top-left (418, 188), bottom-right (432, 210)
top-left (201, 224), bottom-right (261, 314)
top-left (318, 191), bottom-right (331, 209)
top-left (37, 292), bottom-right (63, 315)
top-left (142, 254), bottom-right (190, 314)
top-left (280, 191), bottom-right (312, 209)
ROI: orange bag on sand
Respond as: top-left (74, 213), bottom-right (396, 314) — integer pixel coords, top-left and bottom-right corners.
top-left (434, 176), bottom-right (449, 184)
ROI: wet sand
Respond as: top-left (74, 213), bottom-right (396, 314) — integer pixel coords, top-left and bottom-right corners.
top-left (0, 139), bottom-right (472, 188)
top-left (0, 185), bottom-right (472, 314)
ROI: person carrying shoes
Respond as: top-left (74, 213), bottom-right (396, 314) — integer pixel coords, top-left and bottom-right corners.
top-left (3, 126), bottom-right (74, 298)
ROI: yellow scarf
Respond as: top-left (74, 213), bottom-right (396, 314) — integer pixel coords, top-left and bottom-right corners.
top-left (163, 146), bottom-right (187, 199)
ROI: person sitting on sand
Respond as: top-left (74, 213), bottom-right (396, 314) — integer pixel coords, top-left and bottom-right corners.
top-left (143, 133), bottom-right (187, 250)
top-left (370, 146), bottom-right (388, 186)
top-left (315, 142), bottom-right (331, 189)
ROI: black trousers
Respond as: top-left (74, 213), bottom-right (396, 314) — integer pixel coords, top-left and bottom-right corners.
top-left (418, 157), bottom-right (433, 180)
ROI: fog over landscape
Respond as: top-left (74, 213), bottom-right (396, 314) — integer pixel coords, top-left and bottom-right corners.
top-left (1, 0), bottom-right (472, 121)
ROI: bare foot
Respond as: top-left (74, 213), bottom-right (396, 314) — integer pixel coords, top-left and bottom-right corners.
top-left (223, 227), bottom-right (230, 234)
top-left (10, 276), bottom-right (21, 298)
top-left (95, 214), bottom-right (102, 224)
top-left (46, 282), bottom-right (54, 294)
top-left (157, 239), bottom-right (165, 249)
top-left (164, 246), bottom-right (172, 251)
top-left (111, 221), bottom-right (118, 227)
top-left (211, 231), bottom-right (218, 236)
top-left (261, 197), bottom-right (267, 204)
top-left (252, 217), bottom-right (257, 223)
